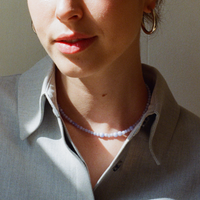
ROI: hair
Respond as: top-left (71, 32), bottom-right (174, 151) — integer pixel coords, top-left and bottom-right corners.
top-left (144, 0), bottom-right (164, 24)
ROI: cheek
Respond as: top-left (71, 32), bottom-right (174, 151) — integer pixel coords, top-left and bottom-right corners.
top-left (27, 0), bottom-right (56, 50)
top-left (93, 0), bottom-right (143, 41)
top-left (27, 0), bottom-right (55, 28)
top-left (91, 0), bottom-right (143, 29)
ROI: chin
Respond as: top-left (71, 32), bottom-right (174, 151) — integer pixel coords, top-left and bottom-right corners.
top-left (55, 61), bottom-right (97, 79)
top-left (53, 55), bottom-right (102, 79)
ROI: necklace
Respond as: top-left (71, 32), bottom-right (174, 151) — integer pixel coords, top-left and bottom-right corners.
top-left (59, 85), bottom-right (151, 138)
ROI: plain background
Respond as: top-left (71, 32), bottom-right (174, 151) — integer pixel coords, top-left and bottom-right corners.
top-left (0, 0), bottom-right (200, 117)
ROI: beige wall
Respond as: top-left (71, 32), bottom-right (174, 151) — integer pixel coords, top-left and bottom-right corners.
top-left (1, 0), bottom-right (200, 117)
top-left (0, 0), bottom-right (46, 75)
top-left (141, 1), bottom-right (200, 117)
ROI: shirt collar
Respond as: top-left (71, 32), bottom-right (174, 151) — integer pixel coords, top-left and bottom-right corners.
top-left (18, 57), bottom-right (180, 165)
top-left (142, 64), bottom-right (180, 165)
top-left (18, 56), bottom-right (56, 140)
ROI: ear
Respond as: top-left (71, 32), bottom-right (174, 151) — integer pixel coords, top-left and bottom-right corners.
top-left (143, 0), bottom-right (156, 13)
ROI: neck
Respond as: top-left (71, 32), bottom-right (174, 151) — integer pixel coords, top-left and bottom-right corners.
top-left (56, 60), bottom-right (148, 134)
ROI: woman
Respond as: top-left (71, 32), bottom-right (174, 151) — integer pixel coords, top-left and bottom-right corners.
top-left (0, 0), bottom-right (200, 199)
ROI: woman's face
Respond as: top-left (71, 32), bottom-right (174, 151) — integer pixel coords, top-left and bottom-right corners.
top-left (28, 0), bottom-right (155, 78)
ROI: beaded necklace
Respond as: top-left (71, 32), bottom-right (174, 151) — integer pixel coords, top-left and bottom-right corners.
top-left (59, 85), bottom-right (151, 138)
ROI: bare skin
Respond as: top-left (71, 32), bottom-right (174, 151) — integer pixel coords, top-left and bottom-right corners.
top-left (28, 0), bottom-right (156, 188)
top-left (64, 124), bottom-right (128, 188)
top-left (56, 47), bottom-right (149, 187)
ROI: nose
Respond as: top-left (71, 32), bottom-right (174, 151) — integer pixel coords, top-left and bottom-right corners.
top-left (55, 0), bottom-right (83, 22)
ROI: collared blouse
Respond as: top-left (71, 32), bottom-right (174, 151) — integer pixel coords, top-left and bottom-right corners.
top-left (0, 56), bottom-right (200, 200)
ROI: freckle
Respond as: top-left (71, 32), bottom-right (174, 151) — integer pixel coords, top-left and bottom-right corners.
top-left (102, 94), bottom-right (107, 97)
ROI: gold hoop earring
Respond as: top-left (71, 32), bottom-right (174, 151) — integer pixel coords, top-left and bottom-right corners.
top-left (31, 21), bottom-right (36, 33)
top-left (141, 9), bottom-right (157, 35)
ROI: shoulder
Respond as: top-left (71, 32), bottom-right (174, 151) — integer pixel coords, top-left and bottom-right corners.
top-left (157, 108), bottom-right (200, 197)
top-left (0, 74), bottom-right (20, 91)
top-left (0, 74), bottom-right (20, 127)
top-left (0, 74), bottom-right (20, 112)
top-left (165, 106), bottom-right (200, 168)
top-left (170, 107), bottom-right (200, 158)
top-left (0, 75), bottom-right (21, 166)
top-left (176, 106), bottom-right (200, 137)
top-left (0, 73), bottom-right (21, 127)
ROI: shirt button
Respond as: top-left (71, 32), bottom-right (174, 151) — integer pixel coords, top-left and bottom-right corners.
top-left (113, 161), bottom-right (123, 172)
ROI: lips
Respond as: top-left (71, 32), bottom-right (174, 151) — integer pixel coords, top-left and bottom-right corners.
top-left (55, 33), bottom-right (96, 54)
top-left (59, 38), bottom-right (85, 43)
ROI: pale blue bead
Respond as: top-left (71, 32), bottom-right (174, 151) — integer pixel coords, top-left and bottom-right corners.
top-left (76, 124), bottom-right (81, 129)
top-left (113, 132), bottom-right (118, 137)
top-left (93, 132), bottom-right (97, 136)
top-left (104, 133), bottom-right (108, 137)
top-left (122, 130), bottom-right (126, 135)
top-left (118, 131), bottom-right (123, 136)
top-left (58, 85), bottom-right (151, 138)
top-left (100, 133), bottom-right (104, 138)
top-left (124, 130), bottom-right (128, 134)
top-left (85, 129), bottom-right (89, 133)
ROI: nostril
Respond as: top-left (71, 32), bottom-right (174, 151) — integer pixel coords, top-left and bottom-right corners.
top-left (56, 9), bottom-right (83, 22)
top-left (69, 15), bottom-right (79, 20)
top-left (55, 2), bottom-right (83, 23)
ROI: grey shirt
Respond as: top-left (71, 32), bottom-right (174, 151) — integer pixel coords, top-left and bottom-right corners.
top-left (0, 56), bottom-right (200, 200)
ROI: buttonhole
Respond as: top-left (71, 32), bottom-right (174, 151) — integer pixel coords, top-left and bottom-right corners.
top-left (113, 161), bottom-right (123, 172)
top-left (142, 116), bottom-right (150, 127)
